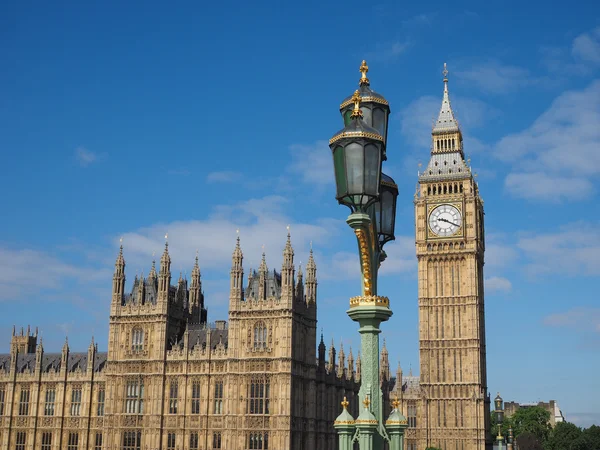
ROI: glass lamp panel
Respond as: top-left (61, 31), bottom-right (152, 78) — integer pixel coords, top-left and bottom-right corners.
top-left (343, 109), bottom-right (353, 126)
top-left (345, 142), bottom-right (365, 196)
top-left (373, 108), bottom-right (387, 140)
top-left (360, 106), bottom-right (373, 128)
top-left (380, 189), bottom-right (393, 237)
top-left (333, 146), bottom-right (347, 199)
top-left (363, 143), bottom-right (381, 199)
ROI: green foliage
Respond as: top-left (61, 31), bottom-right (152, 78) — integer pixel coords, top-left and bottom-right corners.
top-left (516, 432), bottom-right (543, 450)
top-left (545, 421), bottom-right (582, 450)
top-left (510, 406), bottom-right (552, 444)
top-left (425, 447), bottom-right (443, 450)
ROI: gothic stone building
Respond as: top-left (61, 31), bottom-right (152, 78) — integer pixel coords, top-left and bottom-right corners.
top-left (0, 235), bottom-right (360, 450)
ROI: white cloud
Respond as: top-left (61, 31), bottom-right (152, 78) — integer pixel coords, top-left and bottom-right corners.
top-left (287, 141), bottom-right (333, 186)
top-left (568, 412), bottom-right (600, 429)
top-left (485, 243), bottom-right (518, 269)
top-left (75, 147), bottom-right (98, 167)
top-left (365, 40), bottom-right (411, 63)
top-left (454, 60), bottom-right (539, 94)
top-left (496, 80), bottom-right (600, 201)
top-left (485, 276), bottom-right (512, 293)
top-left (206, 171), bottom-right (241, 183)
top-left (517, 222), bottom-right (600, 276)
top-left (505, 172), bottom-right (594, 202)
top-left (543, 307), bottom-right (600, 333)
top-left (572, 26), bottom-right (600, 66)
top-left (0, 247), bottom-right (110, 302)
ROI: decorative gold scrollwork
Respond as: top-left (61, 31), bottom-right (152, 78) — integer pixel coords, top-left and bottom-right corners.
top-left (349, 296), bottom-right (390, 308)
top-left (354, 229), bottom-right (372, 295)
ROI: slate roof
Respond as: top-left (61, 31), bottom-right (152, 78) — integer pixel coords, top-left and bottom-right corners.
top-left (419, 151), bottom-right (470, 182)
top-left (433, 81), bottom-right (459, 134)
top-left (0, 352), bottom-right (108, 374)
top-left (245, 269), bottom-right (282, 300)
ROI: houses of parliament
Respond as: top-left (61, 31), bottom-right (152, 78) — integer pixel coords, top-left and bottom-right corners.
top-left (0, 66), bottom-right (490, 450)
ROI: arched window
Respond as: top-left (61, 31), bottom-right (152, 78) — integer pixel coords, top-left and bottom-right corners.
top-left (248, 432), bottom-right (269, 449)
top-left (248, 378), bottom-right (270, 414)
top-left (254, 322), bottom-right (267, 349)
top-left (132, 328), bottom-right (144, 352)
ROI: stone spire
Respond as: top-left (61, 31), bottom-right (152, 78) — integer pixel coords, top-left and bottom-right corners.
top-left (318, 332), bottom-right (326, 370)
top-left (380, 338), bottom-right (390, 382)
top-left (295, 264), bottom-right (304, 303)
top-left (230, 233), bottom-right (244, 305)
top-left (328, 338), bottom-right (336, 374)
top-left (420, 63), bottom-right (469, 181)
top-left (112, 240), bottom-right (126, 303)
top-left (356, 351), bottom-right (361, 382)
top-left (432, 63), bottom-right (460, 135)
top-left (158, 235), bottom-right (171, 301)
top-left (347, 347), bottom-right (354, 380)
top-left (305, 246), bottom-right (317, 305)
top-left (190, 252), bottom-right (207, 324)
top-left (258, 251), bottom-right (268, 300)
top-left (337, 342), bottom-right (345, 378)
top-left (148, 254), bottom-right (157, 280)
top-left (282, 228), bottom-right (295, 300)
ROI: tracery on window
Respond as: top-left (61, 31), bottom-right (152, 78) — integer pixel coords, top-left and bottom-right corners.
top-left (253, 322), bottom-right (267, 349)
top-left (132, 328), bottom-right (144, 352)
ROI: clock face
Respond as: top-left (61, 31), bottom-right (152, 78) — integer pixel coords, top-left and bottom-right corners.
top-left (429, 204), bottom-right (462, 237)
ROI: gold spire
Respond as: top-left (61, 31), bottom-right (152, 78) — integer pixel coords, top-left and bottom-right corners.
top-left (359, 60), bottom-right (370, 86)
top-left (350, 90), bottom-right (363, 118)
top-left (341, 396), bottom-right (349, 410)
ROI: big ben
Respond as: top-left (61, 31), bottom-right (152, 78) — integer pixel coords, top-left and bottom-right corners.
top-left (413, 64), bottom-right (491, 450)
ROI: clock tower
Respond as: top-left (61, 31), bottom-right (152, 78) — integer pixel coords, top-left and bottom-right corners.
top-left (413, 64), bottom-right (491, 450)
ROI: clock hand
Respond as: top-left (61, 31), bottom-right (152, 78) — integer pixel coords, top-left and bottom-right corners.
top-left (439, 218), bottom-right (460, 227)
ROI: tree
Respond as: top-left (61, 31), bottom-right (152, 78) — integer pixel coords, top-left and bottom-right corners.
top-left (545, 421), bottom-right (582, 450)
top-left (510, 406), bottom-right (552, 444)
top-left (582, 425), bottom-right (600, 450)
top-left (516, 431), bottom-right (543, 450)
top-left (425, 447), bottom-right (443, 450)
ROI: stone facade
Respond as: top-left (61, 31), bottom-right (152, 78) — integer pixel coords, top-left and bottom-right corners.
top-left (504, 400), bottom-right (565, 427)
top-left (0, 235), bottom-right (359, 450)
top-left (389, 69), bottom-right (492, 450)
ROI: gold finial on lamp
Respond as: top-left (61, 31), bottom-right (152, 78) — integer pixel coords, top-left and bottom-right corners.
top-left (351, 90), bottom-right (363, 118)
top-left (362, 396), bottom-right (371, 409)
top-left (392, 396), bottom-right (401, 410)
top-left (359, 60), bottom-right (370, 86)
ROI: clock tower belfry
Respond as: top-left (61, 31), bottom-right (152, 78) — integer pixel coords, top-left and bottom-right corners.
top-left (413, 64), bottom-right (491, 450)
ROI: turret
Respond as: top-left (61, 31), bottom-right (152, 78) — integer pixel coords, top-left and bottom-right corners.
top-left (328, 338), bottom-right (336, 374)
top-left (137, 271), bottom-right (145, 304)
top-left (305, 248), bottom-right (317, 306)
top-left (258, 252), bottom-right (268, 301)
top-left (396, 361), bottom-right (403, 396)
top-left (158, 237), bottom-right (171, 303)
top-left (230, 235), bottom-right (244, 306)
top-left (35, 337), bottom-right (44, 375)
top-left (112, 242), bottom-right (126, 304)
top-left (281, 230), bottom-right (295, 301)
top-left (337, 342), bottom-right (345, 378)
top-left (318, 333), bottom-right (326, 371)
top-left (380, 339), bottom-right (390, 382)
top-left (347, 347), bottom-right (354, 380)
top-left (295, 265), bottom-right (304, 303)
top-left (356, 352), bottom-right (362, 382)
top-left (87, 337), bottom-right (95, 373)
top-left (190, 253), bottom-right (207, 324)
top-left (60, 337), bottom-right (69, 376)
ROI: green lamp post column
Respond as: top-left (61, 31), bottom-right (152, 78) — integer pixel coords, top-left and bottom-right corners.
top-left (329, 62), bottom-right (400, 450)
top-left (334, 397), bottom-right (356, 450)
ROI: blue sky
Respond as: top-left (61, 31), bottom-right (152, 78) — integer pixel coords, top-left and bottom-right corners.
top-left (1, 0), bottom-right (599, 427)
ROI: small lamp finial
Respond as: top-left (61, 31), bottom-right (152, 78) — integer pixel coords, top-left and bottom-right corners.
top-left (351, 90), bottom-right (363, 118)
top-left (341, 396), bottom-right (349, 410)
top-left (359, 60), bottom-right (370, 86)
top-left (443, 62), bottom-right (449, 81)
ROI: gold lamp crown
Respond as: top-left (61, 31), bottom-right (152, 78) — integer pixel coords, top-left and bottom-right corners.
top-left (350, 90), bottom-right (363, 118)
top-left (392, 396), bottom-right (400, 409)
top-left (359, 60), bottom-right (370, 86)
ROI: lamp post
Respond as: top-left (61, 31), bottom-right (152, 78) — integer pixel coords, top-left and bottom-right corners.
top-left (494, 393), bottom-right (505, 450)
top-left (331, 61), bottom-right (405, 450)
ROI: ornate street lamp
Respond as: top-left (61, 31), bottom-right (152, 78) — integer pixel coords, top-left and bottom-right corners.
top-left (494, 393), bottom-right (505, 450)
top-left (331, 62), bottom-right (405, 450)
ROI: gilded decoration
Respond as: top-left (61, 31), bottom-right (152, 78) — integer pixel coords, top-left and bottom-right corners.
top-left (329, 131), bottom-right (384, 145)
top-left (349, 295), bottom-right (389, 308)
top-left (354, 228), bottom-right (373, 296)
